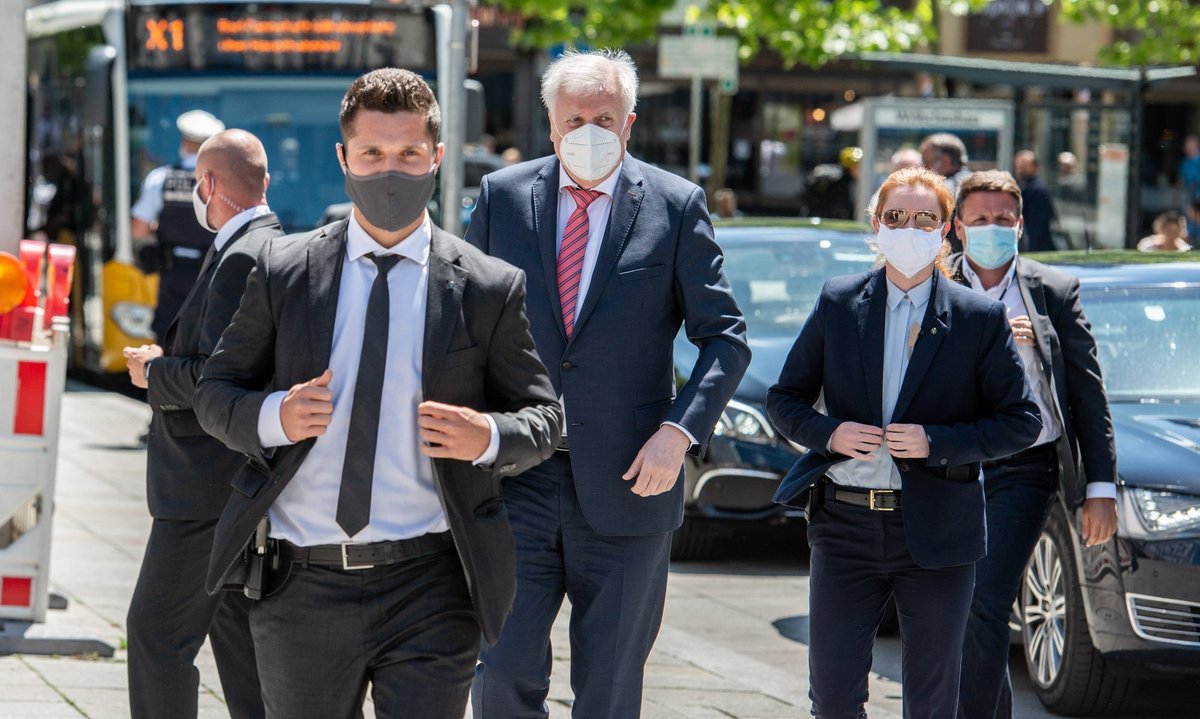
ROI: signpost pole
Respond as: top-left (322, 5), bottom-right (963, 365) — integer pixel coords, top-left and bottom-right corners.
top-left (0, 0), bottom-right (27, 255)
top-left (439, 0), bottom-right (469, 237)
top-left (688, 76), bottom-right (702, 184)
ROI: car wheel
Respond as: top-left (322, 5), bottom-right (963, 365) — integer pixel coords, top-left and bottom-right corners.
top-left (670, 517), bottom-right (717, 560)
top-left (1019, 507), bottom-right (1133, 715)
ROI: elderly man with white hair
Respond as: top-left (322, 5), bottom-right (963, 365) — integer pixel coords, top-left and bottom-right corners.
top-left (466, 49), bottom-right (750, 717)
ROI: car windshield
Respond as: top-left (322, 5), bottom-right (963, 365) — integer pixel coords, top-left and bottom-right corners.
top-left (719, 230), bottom-right (876, 338)
top-left (1081, 284), bottom-right (1200, 402)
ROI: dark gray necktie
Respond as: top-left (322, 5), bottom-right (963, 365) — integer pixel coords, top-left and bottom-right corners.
top-left (336, 253), bottom-right (401, 538)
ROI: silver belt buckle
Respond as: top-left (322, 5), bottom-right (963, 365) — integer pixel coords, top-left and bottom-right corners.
top-left (868, 489), bottom-right (895, 511)
top-left (341, 542), bottom-right (374, 570)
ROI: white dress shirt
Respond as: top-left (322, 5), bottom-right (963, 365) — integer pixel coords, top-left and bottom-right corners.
top-left (962, 259), bottom-right (1115, 500)
top-left (256, 212), bottom-right (498, 545)
top-left (828, 275), bottom-right (932, 490)
top-left (555, 164), bottom-right (696, 445)
top-left (213, 204), bottom-right (274, 253)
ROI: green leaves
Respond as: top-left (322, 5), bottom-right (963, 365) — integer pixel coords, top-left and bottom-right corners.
top-left (1058, 0), bottom-right (1200, 65)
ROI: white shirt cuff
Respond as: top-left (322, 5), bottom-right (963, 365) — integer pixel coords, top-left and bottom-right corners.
top-left (661, 421), bottom-right (697, 447)
top-left (1086, 482), bottom-right (1117, 500)
top-left (257, 391), bottom-right (296, 448)
top-left (472, 414), bottom-right (500, 466)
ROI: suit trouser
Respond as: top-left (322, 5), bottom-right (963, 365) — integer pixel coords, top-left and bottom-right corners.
top-left (127, 517), bottom-right (263, 719)
top-left (958, 446), bottom-right (1059, 719)
top-left (807, 496), bottom-right (975, 719)
top-left (472, 452), bottom-right (672, 719)
top-left (249, 543), bottom-right (479, 719)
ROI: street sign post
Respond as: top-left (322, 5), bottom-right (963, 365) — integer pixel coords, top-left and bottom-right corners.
top-left (658, 33), bottom-right (738, 183)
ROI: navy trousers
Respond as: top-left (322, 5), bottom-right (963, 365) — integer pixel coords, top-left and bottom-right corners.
top-left (472, 452), bottom-right (672, 719)
top-left (958, 445), bottom-right (1059, 719)
top-left (127, 517), bottom-right (263, 719)
top-left (807, 496), bottom-right (975, 719)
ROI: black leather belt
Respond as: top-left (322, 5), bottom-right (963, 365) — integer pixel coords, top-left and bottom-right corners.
top-left (829, 485), bottom-right (902, 511)
top-left (556, 435), bottom-right (570, 453)
top-left (278, 532), bottom-right (454, 571)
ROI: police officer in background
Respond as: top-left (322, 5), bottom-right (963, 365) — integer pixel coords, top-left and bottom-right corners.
top-left (131, 109), bottom-right (225, 340)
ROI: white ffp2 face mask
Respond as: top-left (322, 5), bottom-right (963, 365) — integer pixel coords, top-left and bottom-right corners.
top-left (874, 224), bottom-right (944, 278)
top-left (191, 177), bottom-right (216, 233)
top-left (556, 123), bottom-right (623, 182)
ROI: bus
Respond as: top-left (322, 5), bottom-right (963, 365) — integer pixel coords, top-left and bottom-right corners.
top-left (25, 0), bottom-right (476, 374)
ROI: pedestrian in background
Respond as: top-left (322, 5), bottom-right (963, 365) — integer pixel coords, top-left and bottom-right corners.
top-left (123, 129), bottom-right (282, 719)
top-left (949, 170), bottom-right (1118, 719)
top-left (1013, 150), bottom-right (1057, 252)
top-left (131, 109), bottom-right (225, 341)
top-left (466, 48), bottom-right (750, 718)
top-left (1138, 210), bottom-right (1193, 253)
top-left (193, 68), bottom-right (561, 719)
top-left (920, 132), bottom-right (972, 252)
top-left (767, 166), bottom-right (1041, 719)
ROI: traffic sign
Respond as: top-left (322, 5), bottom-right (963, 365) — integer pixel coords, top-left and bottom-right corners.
top-left (658, 34), bottom-right (738, 82)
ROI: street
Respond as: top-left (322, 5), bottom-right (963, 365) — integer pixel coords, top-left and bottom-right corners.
top-left (0, 385), bottom-right (1196, 717)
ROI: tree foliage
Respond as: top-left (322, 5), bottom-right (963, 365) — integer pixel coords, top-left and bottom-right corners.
top-left (486, 1), bottom-right (1200, 68)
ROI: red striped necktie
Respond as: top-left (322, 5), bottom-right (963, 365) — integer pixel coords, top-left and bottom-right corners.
top-left (557, 186), bottom-right (602, 338)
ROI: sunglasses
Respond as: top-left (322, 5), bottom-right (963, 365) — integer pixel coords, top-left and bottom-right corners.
top-left (879, 208), bottom-right (942, 231)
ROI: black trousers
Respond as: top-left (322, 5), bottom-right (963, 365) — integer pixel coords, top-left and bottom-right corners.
top-left (807, 497), bottom-right (975, 719)
top-left (250, 542), bottom-right (479, 719)
top-left (127, 517), bottom-right (263, 719)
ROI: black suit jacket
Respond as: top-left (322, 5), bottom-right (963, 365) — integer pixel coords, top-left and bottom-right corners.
top-left (766, 269), bottom-right (1042, 568)
top-left (145, 212), bottom-right (284, 520)
top-left (193, 220), bottom-right (562, 644)
top-left (949, 254), bottom-right (1118, 506)
top-left (1020, 176), bottom-right (1057, 252)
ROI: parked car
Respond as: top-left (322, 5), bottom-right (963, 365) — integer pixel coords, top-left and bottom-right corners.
top-left (671, 219), bottom-right (874, 559)
top-left (1014, 255), bottom-right (1200, 715)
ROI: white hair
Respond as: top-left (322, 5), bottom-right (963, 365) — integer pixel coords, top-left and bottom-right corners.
top-left (541, 49), bottom-right (639, 119)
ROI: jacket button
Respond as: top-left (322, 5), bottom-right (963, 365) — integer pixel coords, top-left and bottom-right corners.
top-left (940, 458), bottom-right (948, 466)
top-left (900, 463), bottom-right (911, 472)
top-left (561, 361), bottom-right (573, 370)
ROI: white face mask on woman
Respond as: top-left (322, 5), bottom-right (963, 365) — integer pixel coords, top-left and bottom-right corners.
top-left (874, 224), bottom-right (944, 278)
top-left (556, 123), bottom-right (623, 182)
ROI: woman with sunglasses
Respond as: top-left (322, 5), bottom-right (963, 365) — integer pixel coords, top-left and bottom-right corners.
top-left (766, 166), bottom-right (1042, 718)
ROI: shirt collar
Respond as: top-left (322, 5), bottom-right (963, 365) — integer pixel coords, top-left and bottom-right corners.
top-left (961, 256), bottom-right (1017, 298)
top-left (558, 161), bottom-right (623, 199)
top-left (885, 273), bottom-right (934, 311)
top-left (213, 204), bottom-right (273, 253)
top-left (346, 211), bottom-right (431, 266)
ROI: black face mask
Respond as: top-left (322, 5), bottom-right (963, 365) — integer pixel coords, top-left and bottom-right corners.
top-left (343, 166), bottom-right (438, 232)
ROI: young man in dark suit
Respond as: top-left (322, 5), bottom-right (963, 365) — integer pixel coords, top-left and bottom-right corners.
top-left (951, 170), bottom-right (1118, 719)
top-left (767, 167), bottom-right (1042, 718)
top-left (465, 49), bottom-right (750, 717)
top-left (123, 129), bottom-right (282, 719)
top-left (193, 69), bottom-right (562, 718)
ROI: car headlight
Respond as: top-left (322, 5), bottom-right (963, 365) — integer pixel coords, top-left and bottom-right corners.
top-left (111, 301), bottom-right (155, 339)
top-left (1123, 487), bottom-right (1200, 539)
top-left (713, 399), bottom-right (775, 444)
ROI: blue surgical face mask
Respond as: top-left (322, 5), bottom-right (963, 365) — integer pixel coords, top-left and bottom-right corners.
top-left (965, 224), bottom-right (1020, 270)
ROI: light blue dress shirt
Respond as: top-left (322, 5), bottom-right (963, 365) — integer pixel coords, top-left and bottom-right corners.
top-left (827, 274), bottom-right (932, 490)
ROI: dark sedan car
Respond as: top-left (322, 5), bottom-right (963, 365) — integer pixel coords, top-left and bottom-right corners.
top-left (671, 220), bottom-right (874, 558)
top-left (1014, 257), bottom-right (1200, 714)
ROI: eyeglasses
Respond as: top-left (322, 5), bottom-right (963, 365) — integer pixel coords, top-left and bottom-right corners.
top-left (879, 208), bottom-right (942, 231)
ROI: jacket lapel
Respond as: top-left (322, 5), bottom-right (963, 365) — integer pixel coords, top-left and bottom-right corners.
top-left (571, 160), bottom-right (644, 339)
top-left (306, 220), bottom-right (348, 374)
top-left (533, 158), bottom-right (566, 343)
top-left (422, 228), bottom-right (468, 395)
top-left (857, 269), bottom-right (887, 427)
top-left (1015, 257), bottom-right (1054, 370)
top-left (891, 272), bottom-right (949, 422)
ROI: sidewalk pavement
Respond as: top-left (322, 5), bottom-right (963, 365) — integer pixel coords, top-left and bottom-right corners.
top-left (0, 384), bottom-right (904, 718)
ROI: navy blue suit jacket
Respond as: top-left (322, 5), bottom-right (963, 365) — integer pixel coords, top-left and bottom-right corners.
top-left (766, 269), bottom-right (1042, 568)
top-left (466, 155), bottom-right (751, 536)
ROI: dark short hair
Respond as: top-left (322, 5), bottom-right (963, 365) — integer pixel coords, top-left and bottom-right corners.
top-left (339, 68), bottom-right (441, 144)
top-left (920, 132), bottom-right (968, 166)
top-left (956, 170), bottom-right (1023, 219)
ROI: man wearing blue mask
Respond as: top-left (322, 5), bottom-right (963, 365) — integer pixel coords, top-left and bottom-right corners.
top-left (465, 49), bottom-right (750, 717)
top-left (950, 170), bottom-right (1118, 719)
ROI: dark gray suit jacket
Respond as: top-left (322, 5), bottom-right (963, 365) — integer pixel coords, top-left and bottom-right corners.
top-left (193, 220), bottom-right (561, 644)
top-left (466, 155), bottom-right (751, 536)
top-left (949, 254), bottom-right (1118, 505)
top-left (146, 212), bottom-right (283, 520)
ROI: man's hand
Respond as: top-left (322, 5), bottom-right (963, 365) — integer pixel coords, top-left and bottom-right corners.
top-left (1010, 315), bottom-right (1037, 347)
top-left (280, 369), bottom-right (334, 442)
top-left (830, 422), bottom-right (885, 460)
top-left (418, 401), bottom-right (492, 461)
top-left (623, 425), bottom-right (692, 497)
top-left (885, 423), bottom-right (930, 458)
top-left (1082, 497), bottom-right (1118, 547)
top-left (122, 344), bottom-right (164, 389)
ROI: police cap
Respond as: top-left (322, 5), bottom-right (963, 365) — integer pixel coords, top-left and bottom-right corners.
top-left (176, 110), bottom-right (225, 143)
